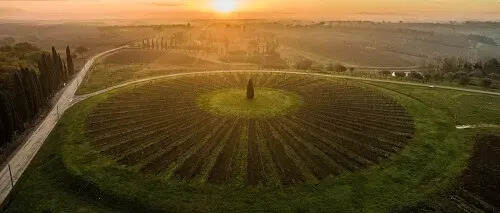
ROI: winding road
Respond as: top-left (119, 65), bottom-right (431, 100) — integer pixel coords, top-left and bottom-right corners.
top-left (1, 47), bottom-right (499, 205)
top-left (0, 46), bottom-right (126, 205)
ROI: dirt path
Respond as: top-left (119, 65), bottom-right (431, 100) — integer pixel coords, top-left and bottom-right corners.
top-left (456, 124), bottom-right (500, 129)
top-left (0, 46), bottom-right (126, 205)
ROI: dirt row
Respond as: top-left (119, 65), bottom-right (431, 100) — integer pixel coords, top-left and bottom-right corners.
top-left (85, 73), bottom-right (415, 185)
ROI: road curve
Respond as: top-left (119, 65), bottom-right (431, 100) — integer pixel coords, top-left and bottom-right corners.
top-left (0, 46), bottom-right (126, 205)
top-left (75, 70), bottom-right (500, 105)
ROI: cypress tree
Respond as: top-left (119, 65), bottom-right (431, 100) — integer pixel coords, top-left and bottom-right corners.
top-left (49, 53), bottom-right (57, 91)
top-left (0, 117), bottom-right (8, 146)
top-left (24, 68), bottom-right (40, 116)
top-left (66, 46), bottom-right (74, 75)
top-left (48, 54), bottom-right (58, 92)
top-left (247, 79), bottom-right (254, 99)
top-left (30, 68), bottom-right (43, 113)
top-left (51, 47), bottom-right (58, 70)
top-left (12, 71), bottom-right (30, 128)
top-left (0, 90), bottom-right (15, 145)
top-left (58, 53), bottom-right (67, 82)
top-left (43, 53), bottom-right (57, 96)
top-left (19, 68), bottom-right (35, 119)
top-left (51, 47), bottom-right (67, 85)
top-left (44, 52), bottom-right (57, 94)
top-left (37, 53), bottom-right (50, 100)
top-left (51, 47), bottom-right (62, 89)
top-left (63, 61), bottom-right (68, 79)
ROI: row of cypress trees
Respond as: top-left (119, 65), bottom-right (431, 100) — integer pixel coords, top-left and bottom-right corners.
top-left (0, 46), bottom-right (75, 147)
top-left (142, 38), bottom-right (171, 50)
top-left (141, 33), bottom-right (187, 50)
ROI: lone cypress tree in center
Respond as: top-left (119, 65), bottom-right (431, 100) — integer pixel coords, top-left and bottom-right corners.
top-left (247, 79), bottom-right (254, 99)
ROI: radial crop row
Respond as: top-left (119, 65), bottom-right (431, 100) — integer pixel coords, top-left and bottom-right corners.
top-left (85, 72), bottom-right (415, 185)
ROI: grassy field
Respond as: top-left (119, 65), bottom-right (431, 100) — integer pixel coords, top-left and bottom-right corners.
top-left (431, 132), bottom-right (500, 212)
top-left (4, 72), bottom-right (500, 212)
top-left (266, 22), bottom-right (500, 67)
top-left (76, 49), bottom-right (231, 95)
top-left (198, 88), bottom-right (303, 119)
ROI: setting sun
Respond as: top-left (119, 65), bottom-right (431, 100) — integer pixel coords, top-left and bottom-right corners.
top-left (213, 0), bottom-right (237, 13)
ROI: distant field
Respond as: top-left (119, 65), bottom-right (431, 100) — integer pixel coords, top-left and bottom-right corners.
top-left (267, 24), bottom-right (500, 67)
top-left (6, 71), bottom-right (500, 212)
top-left (277, 32), bottom-right (416, 67)
top-left (77, 49), bottom-right (230, 95)
top-left (0, 22), bottom-right (164, 51)
top-left (102, 49), bottom-right (221, 66)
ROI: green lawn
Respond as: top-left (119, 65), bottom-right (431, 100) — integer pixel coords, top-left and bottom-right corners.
top-left (198, 88), bottom-right (303, 119)
top-left (4, 76), bottom-right (500, 212)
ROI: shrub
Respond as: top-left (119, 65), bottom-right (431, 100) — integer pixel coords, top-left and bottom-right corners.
top-left (295, 59), bottom-right (313, 70)
top-left (442, 72), bottom-right (454, 80)
top-left (483, 58), bottom-right (499, 74)
top-left (409, 72), bottom-right (424, 80)
top-left (481, 78), bottom-right (492, 88)
top-left (259, 54), bottom-right (289, 69)
top-left (453, 72), bottom-right (468, 80)
top-left (379, 70), bottom-right (391, 76)
top-left (459, 76), bottom-right (471, 85)
top-left (470, 70), bottom-right (485, 78)
top-left (311, 64), bottom-right (324, 71)
top-left (432, 73), bottom-right (444, 81)
top-left (488, 73), bottom-right (500, 80)
top-left (423, 73), bottom-right (432, 80)
top-left (394, 72), bottom-right (406, 78)
top-left (326, 63), bottom-right (347, 72)
top-left (326, 63), bottom-right (334, 71)
top-left (333, 64), bottom-right (347, 72)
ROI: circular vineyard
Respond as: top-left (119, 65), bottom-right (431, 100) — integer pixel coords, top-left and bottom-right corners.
top-left (86, 72), bottom-right (414, 185)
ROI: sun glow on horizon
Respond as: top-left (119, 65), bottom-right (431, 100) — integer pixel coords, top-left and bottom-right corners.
top-left (213, 0), bottom-right (237, 13)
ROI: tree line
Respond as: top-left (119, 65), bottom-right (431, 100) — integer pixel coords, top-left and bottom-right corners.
top-left (0, 43), bottom-right (75, 147)
top-left (141, 32), bottom-right (188, 50)
top-left (295, 56), bottom-right (499, 88)
top-left (384, 57), bottom-right (500, 87)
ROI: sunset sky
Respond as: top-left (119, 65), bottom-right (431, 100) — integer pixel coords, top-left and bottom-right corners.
top-left (1, 0), bottom-right (500, 22)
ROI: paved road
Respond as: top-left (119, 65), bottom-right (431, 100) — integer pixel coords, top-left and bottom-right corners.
top-left (75, 70), bottom-right (500, 104)
top-left (0, 46), bottom-right (125, 205)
